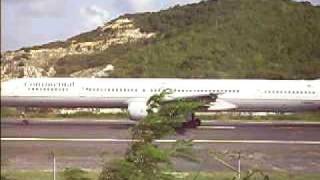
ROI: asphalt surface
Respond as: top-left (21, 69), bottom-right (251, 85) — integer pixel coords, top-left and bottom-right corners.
top-left (1, 118), bottom-right (320, 172)
top-left (2, 119), bottom-right (320, 141)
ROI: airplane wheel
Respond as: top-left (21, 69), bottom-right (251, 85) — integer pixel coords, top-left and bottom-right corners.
top-left (191, 118), bottom-right (201, 128)
top-left (22, 120), bottom-right (29, 125)
top-left (190, 120), bottom-right (197, 128)
top-left (182, 118), bottom-right (201, 129)
top-left (195, 118), bottom-right (201, 127)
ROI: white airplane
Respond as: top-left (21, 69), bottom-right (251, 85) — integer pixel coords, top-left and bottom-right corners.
top-left (1, 78), bottom-right (319, 125)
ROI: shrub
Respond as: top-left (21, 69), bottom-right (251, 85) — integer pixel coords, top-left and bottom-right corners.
top-left (62, 168), bottom-right (91, 180)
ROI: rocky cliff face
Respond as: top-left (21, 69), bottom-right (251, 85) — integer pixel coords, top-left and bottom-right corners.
top-left (1, 18), bottom-right (155, 81)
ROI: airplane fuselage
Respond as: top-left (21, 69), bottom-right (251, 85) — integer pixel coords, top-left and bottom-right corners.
top-left (1, 78), bottom-right (320, 115)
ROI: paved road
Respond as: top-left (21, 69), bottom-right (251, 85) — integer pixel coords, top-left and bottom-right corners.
top-left (2, 119), bottom-right (320, 141)
top-left (1, 119), bottom-right (320, 172)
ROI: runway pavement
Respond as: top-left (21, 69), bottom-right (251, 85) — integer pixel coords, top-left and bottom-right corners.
top-left (1, 118), bottom-right (320, 172)
top-left (2, 119), bottom-right (320, 141)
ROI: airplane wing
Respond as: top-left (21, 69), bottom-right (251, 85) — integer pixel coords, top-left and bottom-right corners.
top-left (164, 93), bottom-right (219, 103)
top-left (205, 99), bottom-right (238, 111)
top-left (163, 93), bottom-right (237, 111)
top-left (146, 89), bottom-right (238, 112)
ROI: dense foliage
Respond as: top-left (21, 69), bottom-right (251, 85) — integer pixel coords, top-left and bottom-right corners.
top-left (53, 0), bottom-right (320, 79)
top-left (98, 91), bottom-right (201, 180)
top-left (62, 168), bottom-right (91, 180)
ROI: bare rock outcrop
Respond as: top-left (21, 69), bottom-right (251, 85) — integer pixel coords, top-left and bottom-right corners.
top-left (1, 18), bottom-right (155, 81)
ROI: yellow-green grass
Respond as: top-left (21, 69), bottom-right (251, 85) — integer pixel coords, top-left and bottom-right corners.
top-left (199, 112), bottom-right (320, 121)
top-left (2, 170), bottom-right (320, 180)
top-left (1, 170), bottom-right (97, 180)
top-left (1, 107), bottom-right (320, 122)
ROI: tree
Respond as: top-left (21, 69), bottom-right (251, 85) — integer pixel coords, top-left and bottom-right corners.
top-left (99, 90), bottom-right (202, 180)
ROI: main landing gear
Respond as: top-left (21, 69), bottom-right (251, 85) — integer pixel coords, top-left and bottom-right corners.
top-left (176, 113), bottom-right (201, 134)
top-left (182, 117), bottom-right (201, 128)
top-left (182, 112), bottom-right (201, 128)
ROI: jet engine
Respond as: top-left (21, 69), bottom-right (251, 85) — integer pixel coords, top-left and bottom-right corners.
top-left (128, 101), bottom-right (148, 120)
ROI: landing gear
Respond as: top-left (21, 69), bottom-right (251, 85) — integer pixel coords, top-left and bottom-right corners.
top-left (182, 117), bottom-right (201, 128)
top-left (22, 119), bottom-right (29, 125)
top-left (18, 108), bottom-right (29, 125)
top-left (182, 113), bottom-right (201, 128)
top-left (176, 113), bottom-right (201, 134)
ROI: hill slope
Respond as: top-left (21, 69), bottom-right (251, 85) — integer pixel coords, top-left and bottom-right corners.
top-left (2, 0), bottom-right (320, 80)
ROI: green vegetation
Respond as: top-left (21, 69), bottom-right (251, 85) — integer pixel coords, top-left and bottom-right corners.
top-left (1, 170), bottom-right (97, 180)
top-left (20, 41), bottom-right (71, 51)
top-left (56, 111), bottom-right (128, 119)
top-left (0, 108), bottom-right (18, 118)
top-left (2, 170), bottom-right (320, 180)
top-left (62, 168), bottom-right (92, 180)
top-left (53, 0), bottom-right (320, 79)
top-left (99, 90), bottom-right (201, 180)
top-left (199, 112), bottom-right (320, 121)
top-left (0, 107), bottom-right (128, 120)
top-left (2, 107), bottom-right (320, 122)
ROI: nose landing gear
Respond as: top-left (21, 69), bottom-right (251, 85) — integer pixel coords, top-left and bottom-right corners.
top-left (18, 108), bottom-right (29, 125)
